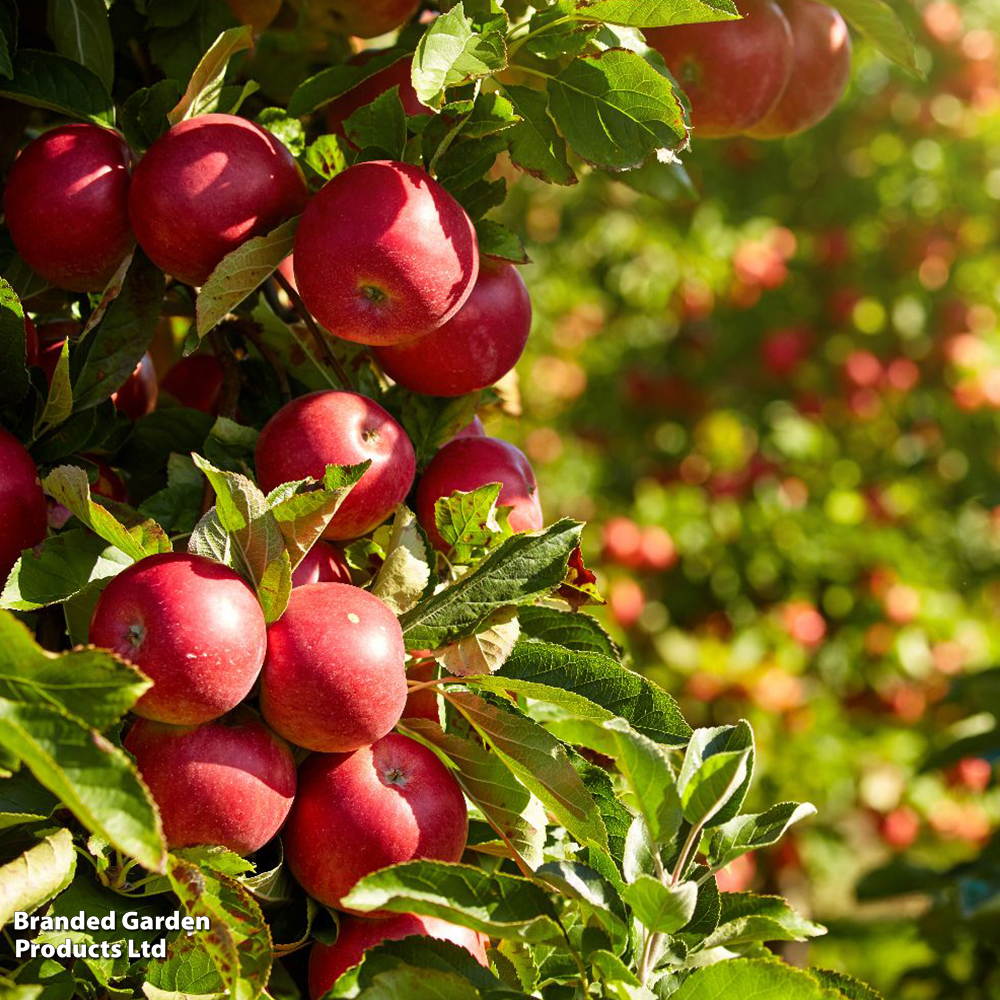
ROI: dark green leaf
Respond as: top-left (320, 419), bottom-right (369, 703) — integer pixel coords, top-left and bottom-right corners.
top-left (0, 48), bottom-right (113, 123)
top-left (46, 0), bottom-right (114, 90)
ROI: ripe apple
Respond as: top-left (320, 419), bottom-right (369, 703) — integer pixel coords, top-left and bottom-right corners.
top-left (89, 552), bottom-right (267, 725)
top-left (283, 733), bottom-right (468, 910)
top-left (4, 124), bottom-right (133, 292)
top-left (291, 541), bottom-right (353, 587)
top-left (224, 0), bottom-right (282, 33)
top-left (748, 0), bottom-right (851, 137)
top-left (124, 708), bottom-right (296, 856)
top-left (160, 354), bottom-right (225, 414)
top-left (255, 391), bottom-right (416, 540)
top-left (260, 582), bottom-right (406, 752)
top-left (112, 353), bottom-right (158, 419)
top-left (0, 429), bottom-right (47, 581)
top-left (646, 0), bottom-right (793, 138)
top-left (308, 914), bottom-right (487, 998)
top-left (287, 0), bottom-right (420, 37)
top-left (129, 114), bottom-right (308, 286)
top-left (327, 52), bottom-right (432, 140)
top-left (403, 659), bottom-right (440, 722)
top-left (293, 161), bottom-right (478, 346)
top-left (373, 259), bottom-right (532, 397)
top-left (415, 436), bottom-right (543, 551)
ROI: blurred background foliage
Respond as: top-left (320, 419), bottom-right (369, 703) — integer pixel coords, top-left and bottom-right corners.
top-left (492, 0), bottom-right (1000, 993)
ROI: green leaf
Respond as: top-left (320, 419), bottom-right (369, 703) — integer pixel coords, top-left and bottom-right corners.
top-left (341, 860), bottom-right (564, 942)
top-left (0, 696), bottom-right (165, 870)
top-left (445, 690), bottom-right (608, 852)
top-left (0, 277), bottom-right (30, 406)
top-left (708, 802), bottom-right (816, 870)
top-left (502, 85), bottom-right (576, 185)
top-left (0, 828), bottom-right (76, 927)
top-left (671, 958), bottom-right (836, 999)
top-left (255, 108), bottom-right (305, 157)
top-left (145, 933), bottom-right (226, 999)
top-left (120, 80), bottom-right (182, 153)
top-left (534, 860), bottom-right (628, 945)
top-left (811, 969), bottom-right (884, 1000)
top-left (0, 771), bottom-right (59, 830)
top-left (517, 606), bottom-right (619, 658)
top-left (196, 216), bottom-right (300, 339)
top-left (303, 134), bottom-right (349, 183)
top-left (43, 465), bottom-right (170, 561)
top-left (139, 453), bottom-right (205, 535)
top-left (344, 88), bottom-right (408, 159)
top-left (401, 718), bottom-right (545, 871)
top-left (266, 462), bottom-right (369, 570)
top-left (703, 893), bottom-right (825, 948)
top-left (434, 482), bottom-right (510, 564)
top-left (34, 339), bottom-right (73, 437)
top-left (0, 48), bottom-right (113, 124)
top-left (547, 48), bottom-right (686, 170)
top-left (825, 0), bottom-right (919, 74)
top-left (549, 717), bottom-right (683, 846)
top-left (0, 611), bottom-right (151, 729)
top-left (399, 519), bottom-right (583, 649)
top-left (398, 391), bottom-right (491, 472)
top-left (523, 2), bottom-right (599, 59)
top-left (167, 25), bottom-right (254, 124)
top-left (190, 455), bottom-right (290, 622)
top-left (579, 0), bottom-right (739, 27)
top-left (287, 49), bottom-right (413, 118)
top-left (474, 219), bottom-right (529, 263)
top-left (681, 750), bottom-right (751, 829)
top-left (621, 876), bottom-right (697, 934)
top-left (411, 3), bottom-right (507, 108)
top-left (370, 506), bottom-right (433, 615)
top-left (46, 0), bottom-right (114, 90)
top-left (204, 416), bottom-right (259, 472)
top-left (0, 0), bottom-right (16, 79)
top-left (677, 722), bottom-right (754, 828)
top-left (72, 249), bottom-right (166, 411)
top-left (355, 968), bottom-right (483, 1000)
top-left (343, 936), bottom-right (511, 999)
top-left (467, 641), bottom-right (690, 745)
top-left (461, 92), bottom-right (520, 138)
top-left (167, 855), bottom-right (271, 1000)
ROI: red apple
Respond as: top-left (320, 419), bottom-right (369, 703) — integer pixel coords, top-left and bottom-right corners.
top-left (3, 124), bottom-right (133, 292)
top-left (89, 552), bottom-right (267, 725)
top-left (160, 354), bottom-right (225, 414)
top-left (112, 353), bottom-right (158, 419)
top-left (415, 437), bottom-right (543, 551)
top-left (647, 0), bottom-right (794, 138)
top-left (0, 429), bottom-right (47, 581)
top-left (289, 0), bottom-right (420, 38)
top-left (284, 733), bottom-right (468, 909)
top-left (293, 161), bottom-right (478, 346)
top-left (89, 458), bottom-right (129, 504)
top-left (129, 114), bottom-right (307, 286)
top-left (124, 708), bottom-right (296, 856)
top-left (308, 914), bottom-right (487, 998)
top-left (403, 659), bottom-right (440, 722)
top-left (291, 541), bottom-right (353, 587)
top-left (747, 0), bottom-right (852, 137)
top-left (255, 391), bottom-right (416, 541)
top-left (373, 259), bottom-right (531, 397)
top-left (260, 582), bottom-right (406, 752)
top-left (327, 52), bottom-right (432, 140)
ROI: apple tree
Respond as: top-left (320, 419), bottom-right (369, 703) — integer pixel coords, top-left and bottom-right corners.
top-left (0, 0), bottom-right (916, 998)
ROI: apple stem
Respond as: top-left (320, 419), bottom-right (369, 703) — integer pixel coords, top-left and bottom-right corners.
top-left (273, 270), bottom-right (354, 391)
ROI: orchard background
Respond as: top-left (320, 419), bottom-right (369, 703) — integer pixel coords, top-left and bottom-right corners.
top-left (0, 0), bottom-right (997, 999)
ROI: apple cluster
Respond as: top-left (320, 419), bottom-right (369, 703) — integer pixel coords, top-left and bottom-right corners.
top-left (647, 0), bottom-right (853, 139)
top-left (1, 72), bottom-right (551, 984)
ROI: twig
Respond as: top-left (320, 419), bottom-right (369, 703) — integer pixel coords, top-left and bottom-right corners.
top-left (209, 328), bottom-right (241, 420)
top-left (273, 269), bottom-right (353, 391)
